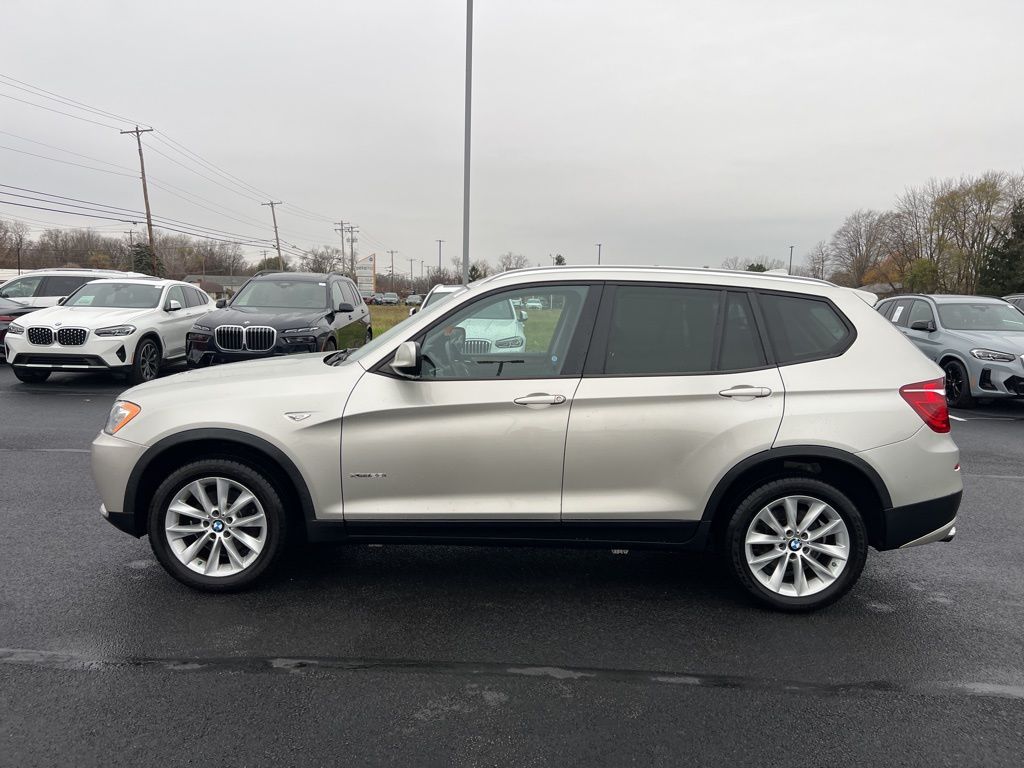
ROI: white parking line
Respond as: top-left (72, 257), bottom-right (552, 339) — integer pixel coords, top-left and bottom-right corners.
top-left (949, 415), bottom-right (967, 422)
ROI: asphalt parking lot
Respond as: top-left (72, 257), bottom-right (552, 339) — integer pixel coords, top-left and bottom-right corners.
top-left (1, 364), bottom-right (1023, 767)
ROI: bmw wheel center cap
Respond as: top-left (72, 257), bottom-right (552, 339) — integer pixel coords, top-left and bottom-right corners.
top-left (212, 520), bottom-right (225, 533)
top-left (789, 539), bottom-right (802, 551)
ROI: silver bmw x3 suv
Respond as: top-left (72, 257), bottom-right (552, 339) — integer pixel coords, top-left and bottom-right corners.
top-left (92, 266), bottom-right (962, 611)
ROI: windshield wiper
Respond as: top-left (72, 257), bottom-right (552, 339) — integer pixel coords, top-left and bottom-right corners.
top-left (325, 348), bottom-right (358, 366)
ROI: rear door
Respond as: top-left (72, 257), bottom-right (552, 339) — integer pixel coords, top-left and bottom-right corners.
top-left (562, 284), bottom-right (784, 531)
top-left (903, 299), bottom-right (941, 360)
top-left (39, 275), bottom-right (91, 307)
top-left (161, 286), bottom-right (194, 357)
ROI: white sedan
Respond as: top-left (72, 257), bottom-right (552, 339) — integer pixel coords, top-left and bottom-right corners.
top-left (4, 278), bottom-right (215, 384)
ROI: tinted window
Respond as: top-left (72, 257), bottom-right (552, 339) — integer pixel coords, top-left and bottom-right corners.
top-left (41, 275), bottom-right (91, 297)
top-left (0, 276), bottom-right (42, 298)
top-left (604, 286), bottom-right (720, 375)
top-left (758, 293), bottom-right (852, 365)
top-left (889, 299), bottom-right (912, 327)
top-left (907, 299), bottom-right (935, 327)
top-left (331, 282), bottom-right (345, 309)
top-left (876, 300), bottom-right (895, 319)
top-left (344, 281), bottom-right (362, 305)
top-left (182, 287), bottom-right (202, 307)
top-left (720, 292), bottom-right (766, 371)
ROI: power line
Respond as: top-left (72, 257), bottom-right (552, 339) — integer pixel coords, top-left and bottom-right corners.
top-left (0, 91), bottom-right (123, 131)
top-left (0, 143), bottom-right (137, 177)
top-left (0, 129), bottom-right (138, 172)
top-left (0, 72), bottom-right (145, 126)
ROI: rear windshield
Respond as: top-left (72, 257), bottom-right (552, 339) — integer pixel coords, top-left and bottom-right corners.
top-left (937, 302), bottom-right (1024, 331)
top-left (67, 283), bottom-right (162, 309)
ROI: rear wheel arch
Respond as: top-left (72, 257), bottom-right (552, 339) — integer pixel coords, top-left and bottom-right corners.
top-left (703, 447), bottom-right (890, 550)
top-left (125, 429), bottom-right (315, 537)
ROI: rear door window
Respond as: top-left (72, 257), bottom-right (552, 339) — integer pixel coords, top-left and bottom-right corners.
top-left (41, 275), bottom-right (90, 297)
top-left (719, 292), bottom-right (767, 371)
top-left (757, 293), bottom-right (853, 365)
top-left (888, 299), bottom-right (913, 327)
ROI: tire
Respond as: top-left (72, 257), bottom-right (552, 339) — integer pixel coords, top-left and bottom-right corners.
top-left (364, 328), bottom-right (373, 344)
top-left (725, 478), bottom-right (868, 612)
top-left (12, 367), bottom-right (51, 384)
top-left (322, 337), bottom-right (337, 352)
top-left (128, 337), bottom-right (161, 385)
top-left (942, 358), bottom-right (975, 409)
top-left (147, 459), bottom-right (289, 592)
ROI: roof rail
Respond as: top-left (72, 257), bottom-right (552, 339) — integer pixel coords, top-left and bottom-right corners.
top-left (476, 264), bottom-right (835, 287)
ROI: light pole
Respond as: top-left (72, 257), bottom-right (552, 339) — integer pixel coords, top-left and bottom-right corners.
top-left (436, 239), bottom-right (445, 276)
top-left (788, 245), bottom-right (795, 274)
top-left (461, 0), bottom-right (473, 286)
top-left (596, 243), bottom-right (602, 265)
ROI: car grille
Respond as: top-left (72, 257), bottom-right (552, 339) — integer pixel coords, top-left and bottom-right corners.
top-left (13, 354), bottom-right (106, 368)
top-left (56, 327), bottom-right (88, 346)
top-left (465, 339), bottom-right (491, 354)
top-left (27, 327), bottom-right (54, 345)
top-left (215, 325), bottom-right (277, 352)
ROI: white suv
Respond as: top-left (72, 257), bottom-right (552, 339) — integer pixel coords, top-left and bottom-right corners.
top-left (0, 268), bottom-right (145, 308)
top-left (91, 266), bottom-right (961, 611)
top-left (6, 278), bottom-right (214, 384)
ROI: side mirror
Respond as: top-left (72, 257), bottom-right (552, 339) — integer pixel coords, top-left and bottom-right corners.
top-left (337, 302), bottom-right (355, 313)
top-left (518, 309), bottom-right (528, 322)
top-left (409, 307), bottom-right (418, 316)
top-left (910, 320), bottom-right (936, 332)
top-left (166, 299), bottom-right (182, 312)
top-left (57, 296), bottom-right (67, 306)
top-left (215, 298), bottom-right (227, 309)
top-left (390, 341), bottom-right (422, 378)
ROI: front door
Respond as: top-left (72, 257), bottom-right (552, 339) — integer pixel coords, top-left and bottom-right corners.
top-left (340, 284), bottom-right (598, 522)
top-left (562, 285), bottom-right (784, 526)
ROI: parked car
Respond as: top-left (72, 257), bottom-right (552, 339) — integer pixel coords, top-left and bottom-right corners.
top-left (5, 278), bottom-right (214, 384)
top-left (381, 292), bottom-right (400, 306)
top-left (93, 266), bottom-right (961, 611)
top-left (525, 297), bottom-right (544, 310)
top-left (876, 294), bottom-right (1024, 408)
top-left (0, 268), bottom-right (144, 308)
top-left (410, 284), bottom-right (466, 316)
top-left (185, 272), bottom-right (371, 368)
top-left (372, 292), bottom-right (385, 305)
top-left (0, 297), bottom-right (40, 360)
top-left (1003, 294), bottom-right (1024, 312)
top-left (359, 288), bottom-right (376, 305)
top-left (405, 294), bottom-right (423, 307)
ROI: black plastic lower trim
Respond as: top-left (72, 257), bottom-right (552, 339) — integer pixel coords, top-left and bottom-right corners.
top-left (308, 520), bottom-right (706, 549)
top-left (877, 490), bottom-right (961, 550)
top-left (104, 509), bottom-right (144, 538)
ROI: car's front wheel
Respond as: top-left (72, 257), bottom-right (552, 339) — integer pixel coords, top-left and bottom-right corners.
top-left (943, 358), bottom-right (975, 409)
top-left (128, 338), bottom-right (161, 385)
top-left (725, 478), bottom-right (867, 611)
top-left (148, 459), bottom-right (289, 591)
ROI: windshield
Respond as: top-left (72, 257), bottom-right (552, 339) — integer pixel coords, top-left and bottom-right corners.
top-left (232, 280), bottom-right (327, 309)
top-left (333, 288), bottom-right (466, 366)
top-left (937, 302), bottom-right (1024, 331)
top-left (67, 282), bottom-right (162, 309)
top-left (421, 286), bottom-right (465, 310)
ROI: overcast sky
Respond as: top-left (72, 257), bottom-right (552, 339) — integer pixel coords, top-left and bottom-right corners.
top-left (3, 0), bottom-right (1023, 273)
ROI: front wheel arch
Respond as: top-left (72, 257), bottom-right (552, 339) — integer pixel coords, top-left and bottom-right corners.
top-left (125, 430), bottom-right (316, 539)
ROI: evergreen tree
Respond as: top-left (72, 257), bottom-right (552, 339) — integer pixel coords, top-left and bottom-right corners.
top-left (130, 243), bottom-right (163, 276)
top-left (977, 199), bottom-right (1024, 296)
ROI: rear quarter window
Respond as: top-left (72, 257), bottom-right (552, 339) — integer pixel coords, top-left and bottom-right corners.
top-left (757, 293), bottom-right (854, 365)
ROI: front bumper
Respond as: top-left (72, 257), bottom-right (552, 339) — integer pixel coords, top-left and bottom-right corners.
top-left (92, 431), bottom-right (150, 537)
top-left (6, 333), bottom-right (134, 371)
top-left (186, 334), bottom-right (320, 367)
top-left (967, 357), bottom-right (1024, 398)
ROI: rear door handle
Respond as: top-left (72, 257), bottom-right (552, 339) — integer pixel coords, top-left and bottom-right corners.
top-left (719, 385), bottom-right (772, 399)
top-left (514, 393), bottom-right (567, 406)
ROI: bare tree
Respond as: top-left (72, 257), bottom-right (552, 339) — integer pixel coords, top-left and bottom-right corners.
top-left (299, 246), bottom-right (344, 274)
top-left (828, 209), bottom-right (891, 287)
top-left (496, 252), bottom-right (531, 272)
top-left (803, 240), bottom-right (829, 279)
top-left (721, 256), bottom-right (746, 270)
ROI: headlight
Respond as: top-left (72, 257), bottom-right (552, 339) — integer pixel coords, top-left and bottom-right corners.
top-left (95, 325), bottom-right (136, 337)
top-left (283, 326), bottom-right (319, 334)
top-left (7, 322), bottom-right (24, 335)
top-left (970, 348), bottom-right (1016, 362)
top-left (192, 323), bottom-right (212, 332)
top-left (104, 400), bottom-right (141, 435)
top-left (495, 336), bottom-right (525, 348)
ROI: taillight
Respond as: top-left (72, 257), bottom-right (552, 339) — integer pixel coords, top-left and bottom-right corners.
top-left (900, 378), bottom-right (950, 433)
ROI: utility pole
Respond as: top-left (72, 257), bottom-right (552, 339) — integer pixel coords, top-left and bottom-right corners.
top-left (346, 225), bottom-right (358, 278)
top-left (334, 221), bottom-right (346, 274)
top-left (123, 230), bottom-right (135, 246)
top-left (596, 243), bottom-right (602, 264)
top-left (408, 258), bottom-right (416, 292)
top-left (461, 0), bottom-right (474, 286)
top-left (387, 250), bottom-right (398, 293)
top-left (120, 125), bottom-right (156, 274)
top-left (436, 239), bottom-right (445, 275)
top-left (261, 201), bottom-right (283, 270)
top-left (788, 245), bottom-right (795, 274)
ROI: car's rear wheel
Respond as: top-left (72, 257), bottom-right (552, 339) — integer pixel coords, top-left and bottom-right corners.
top-left (12, 367), bottom-right (51, 383)
top-left (725, 478), bottom-right (867, 611)
top-left (129, 338), bottom-right (161, 385)
top-left (943, 358), bottom-right (975, 409)
top-left (364, 328), bottom-right (372, 344)
top-left (148, 459), bottom-right (289, 591)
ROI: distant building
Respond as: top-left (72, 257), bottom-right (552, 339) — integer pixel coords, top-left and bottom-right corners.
top-left (858, 281), bottom-right (902, 298)
top-left (183, 274), bottom-right (249, 298)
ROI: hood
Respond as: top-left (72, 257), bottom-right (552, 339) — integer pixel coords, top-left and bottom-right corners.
top-left (459, 318), bottom-right (521, 339)
top-left (946, 329), bottom-right (1024, 353)
top-left (203, 306), bottom-right (327, 329)
top-left (20, 305), bottom-right (151, 328)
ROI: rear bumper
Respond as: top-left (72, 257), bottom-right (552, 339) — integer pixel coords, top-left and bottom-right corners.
top-left (877, 490), bottom-right (961, 550)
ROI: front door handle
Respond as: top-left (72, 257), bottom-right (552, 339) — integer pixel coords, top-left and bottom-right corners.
top-left (719, 385), bottom-right (772, 399)
top-left (513, 393), bottom-right (567, 407)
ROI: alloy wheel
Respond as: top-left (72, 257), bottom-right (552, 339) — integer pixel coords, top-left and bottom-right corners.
top-left (164, 477), bottom-right (268, 577)
top-left (139, 342), bottom-right (160, 381)
top-left (944, 362), bottom-right (963, 402)
top-left (743, 495), bottom-right (850, 598)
